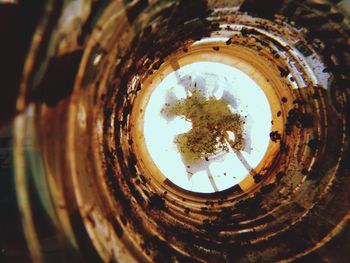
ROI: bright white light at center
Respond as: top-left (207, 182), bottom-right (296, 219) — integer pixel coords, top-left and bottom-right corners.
top-left (143, 62), bottom-right (272, 193)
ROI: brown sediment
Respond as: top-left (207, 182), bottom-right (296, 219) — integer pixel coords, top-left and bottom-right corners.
top-left (163, 89), bottom-right (245, 163)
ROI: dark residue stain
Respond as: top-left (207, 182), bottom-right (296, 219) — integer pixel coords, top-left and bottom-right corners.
top-left (279, 140), bottom-right (289, 153)
top-left (239, 0), bottom-right (283, 19)
top-left (235, 192), bottom-right (264, 216)
top-left (278, 66), bottom-right (289, 78)
top-left (285, 108), bottom-right (314, 135)
top-left (308, 138), bottom-right (319, 154)
top-left (293, 99), bottom-right (305, 105)
top-left (281, 97), bottom-right (288, 103)
top-left (254, 38), bottom-right (269, 47)
top-left (107, 212), bottom-right (124, 238)
top-left (125, 0), bottom-right (149, 23)
top-left (294, 41), bottom-right (313, 57)
top-left (299, 113), bottom-right (314, 128)
top-left (305, 164), bottom-right (321, 181)
top-left (311, 90), bottom-right (319, 100)
top-left (276, 171), bottom-right (286, 181)
top-left (120, 215), bottom-right (128, 226)
top-left (260, 183), bottom-right (276, 194)
top-left (31, 50), bottom-right (83, 106)
top-left (168, 0), bottom-right (211, 26)
top-left (270, 131), bottom-right (281, 142)
top-left (140, 175), bottom-right (148, 183)
top-left (301, 168), bottom-right (308, 175)
top-left (152, 58), bottom-right (164, 70)
top-left (128, 151), bottom-right (139, 179)
top-left (149, 194), bottom-right (166, 211)
top-left (253, 173), bottom-right (264, 183)
top-left (240, 27), bottom-right (260, 38)
top-left (322, 65), bottom-right (349, 75)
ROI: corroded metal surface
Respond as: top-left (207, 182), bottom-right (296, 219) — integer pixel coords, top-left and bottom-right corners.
top-left (13, 0), bottom-right (350, 262)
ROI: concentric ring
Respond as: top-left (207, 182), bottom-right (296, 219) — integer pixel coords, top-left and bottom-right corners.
top-left (14, 0), bottom-right (350, 262)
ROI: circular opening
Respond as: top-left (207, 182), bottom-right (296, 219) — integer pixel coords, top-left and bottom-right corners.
top-left (143, 61), bottom-right (272, 193)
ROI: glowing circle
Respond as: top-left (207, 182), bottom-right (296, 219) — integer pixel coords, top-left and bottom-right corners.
top-left (143, 61), bottom-right (272, 193)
